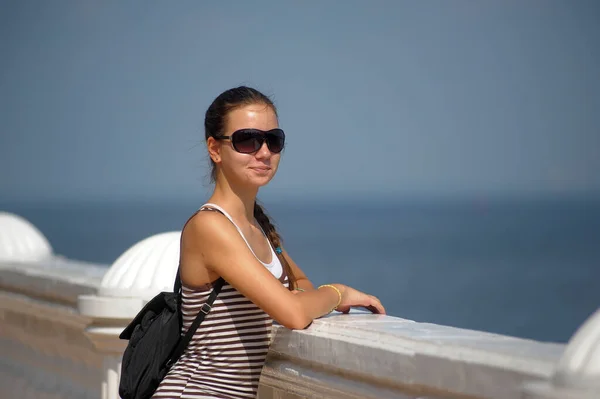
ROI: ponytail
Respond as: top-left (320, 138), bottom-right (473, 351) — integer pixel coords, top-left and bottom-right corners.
top-left (253, 201), bottom-right (296, 290)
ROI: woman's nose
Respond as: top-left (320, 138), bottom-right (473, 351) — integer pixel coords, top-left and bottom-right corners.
top-left (255, 141), bottom-right (271, 158)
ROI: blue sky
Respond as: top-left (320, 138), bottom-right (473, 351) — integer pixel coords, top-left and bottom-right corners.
top-left (1, 1), bottom-right (599, 203)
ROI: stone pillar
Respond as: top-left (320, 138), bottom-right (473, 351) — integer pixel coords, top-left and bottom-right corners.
top-left (79, 327), bottom-right (127, 399)
top-left (78, 231), bottom-right (182, 399)
top-left (522, 307), bottom-right (600, 399)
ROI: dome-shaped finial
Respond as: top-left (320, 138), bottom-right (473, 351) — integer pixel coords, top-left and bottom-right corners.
top-left (0, 212), bottom-right (53, 262)
top-left (98, 231), bottom-right (181, 301)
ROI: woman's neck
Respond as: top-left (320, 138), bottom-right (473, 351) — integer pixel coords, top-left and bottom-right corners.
top-left (209, 179), bottom-right (258, 223)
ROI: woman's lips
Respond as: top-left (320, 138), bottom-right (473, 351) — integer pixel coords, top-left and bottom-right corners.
top-left (250, 166), bottom-right (271, 173)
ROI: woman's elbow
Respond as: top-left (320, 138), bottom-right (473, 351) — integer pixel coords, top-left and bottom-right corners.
top-left (279, 308), bottom-right (312, 330)
top-left (283, 316), bottom-right (312, 330)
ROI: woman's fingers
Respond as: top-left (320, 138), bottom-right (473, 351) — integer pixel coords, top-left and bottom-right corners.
top-left (336, 304), bottom-right (351, 313)
top-left (334, 292), bottom-right (385, 315)
top-left (367, 295), bottom-right (386, 314)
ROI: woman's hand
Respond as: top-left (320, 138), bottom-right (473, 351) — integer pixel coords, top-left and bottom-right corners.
top-left (334, 285), bottom-right (386, 315)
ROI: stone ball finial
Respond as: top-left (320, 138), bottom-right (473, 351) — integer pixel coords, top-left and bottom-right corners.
top-left (0, 212), bottom-right (53, 262)
top-left (553, 307), bottom-right (600, 391)
top-left (98, 231), bottom-right (181, 301)
top-left (522, 307), bottom-right (600, 399)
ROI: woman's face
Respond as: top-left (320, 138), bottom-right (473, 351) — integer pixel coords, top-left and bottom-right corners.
top-left (213, 103), bottom-right (281, 188)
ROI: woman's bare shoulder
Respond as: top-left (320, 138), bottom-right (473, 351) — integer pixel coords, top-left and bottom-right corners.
top-left (183, 209), bottom-right (232, 244)
top-left (179, 210), bottom-right (236, 286)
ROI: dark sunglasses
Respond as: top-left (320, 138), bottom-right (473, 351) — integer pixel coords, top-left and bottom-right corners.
top-left (216, 128), bottom-right (285, 154)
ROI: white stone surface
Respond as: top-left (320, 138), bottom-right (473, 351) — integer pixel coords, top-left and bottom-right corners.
top-left (0, 212), bottom-right (52, 262)
top-left (98, 231), bottom-right (181, 300)
top-left (263, 313), bottom-right (564, 399)
top-left (0, 257), bottom-right (106, 307)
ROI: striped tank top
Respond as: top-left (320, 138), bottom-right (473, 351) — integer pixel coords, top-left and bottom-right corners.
top-left (152, 203), bottom-right (288, 399)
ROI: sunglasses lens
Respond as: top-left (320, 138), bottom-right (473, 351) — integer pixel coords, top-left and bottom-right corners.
top-left (232, 131), bottom-right (261, 153)
top-left (266, 130), bottom-right (285, 153)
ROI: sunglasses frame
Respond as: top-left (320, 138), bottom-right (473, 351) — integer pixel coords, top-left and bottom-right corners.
top-left (216, 128), bottom-right (285, 154)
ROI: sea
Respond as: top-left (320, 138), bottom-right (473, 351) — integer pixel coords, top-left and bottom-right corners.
top-left (3, 196), bottom-right (599, 344)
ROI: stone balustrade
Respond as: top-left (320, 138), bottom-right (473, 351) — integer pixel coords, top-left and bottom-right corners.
top-left (0, 211), bottom-right (598, 399)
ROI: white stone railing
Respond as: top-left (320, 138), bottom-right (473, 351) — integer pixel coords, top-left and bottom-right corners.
top-left (0, 211), bottom-right (598, 399)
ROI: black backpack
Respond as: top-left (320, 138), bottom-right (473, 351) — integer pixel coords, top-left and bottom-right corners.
top-left (118, 267), bottom-right (225, 399)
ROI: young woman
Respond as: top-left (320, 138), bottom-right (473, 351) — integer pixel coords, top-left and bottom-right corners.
top-left (152, 86), bottom-right (385, 399)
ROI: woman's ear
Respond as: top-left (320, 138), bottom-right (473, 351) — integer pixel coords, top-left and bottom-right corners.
top-left (207, 137), bottom-right (221, 163)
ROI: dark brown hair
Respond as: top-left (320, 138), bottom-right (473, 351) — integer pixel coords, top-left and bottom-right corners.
top-left (204, 86), bottom-right (296, 290)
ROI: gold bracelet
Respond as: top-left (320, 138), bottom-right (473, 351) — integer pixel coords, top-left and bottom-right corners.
top-left (318, 284), bottom-right (342, 312)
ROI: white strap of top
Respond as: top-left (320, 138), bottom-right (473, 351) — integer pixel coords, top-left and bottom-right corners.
top-left (200, 202), bottom-right (275, 266)
top-left (200, 202), bottom-right (247, 242)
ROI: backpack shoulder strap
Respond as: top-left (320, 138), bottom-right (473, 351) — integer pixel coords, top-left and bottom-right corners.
top-left (167, 277), bottom-right (225, 367)
top-left (174, 267), bottom-right (182, 293)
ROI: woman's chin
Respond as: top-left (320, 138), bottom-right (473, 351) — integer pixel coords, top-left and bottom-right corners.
top-left (243, 170), bottom-right (276, 187)
top-left (250, 174), bottom-right (275, 187)
top-left (256, 176), bottom-right (274, 187)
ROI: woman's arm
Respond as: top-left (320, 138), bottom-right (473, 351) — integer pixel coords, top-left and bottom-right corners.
top-left (281, 249), bottom-right (315, 291)
top-left (183, 211), bottom-right (384, 330)
top-left (282, 248), bottom-right (384, 314)
top-left (184, 211), bottom-right (340, 329)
